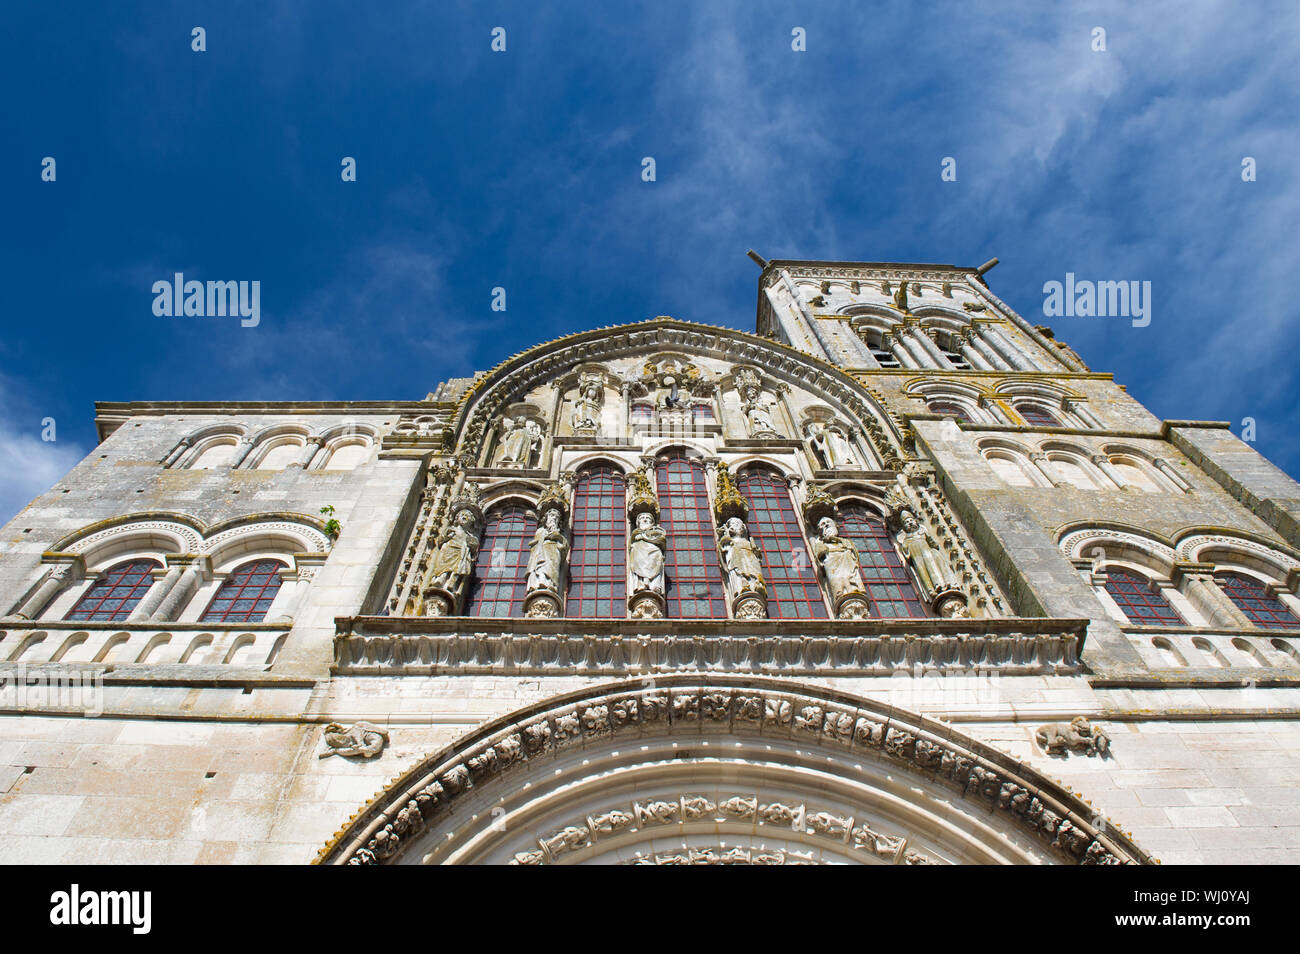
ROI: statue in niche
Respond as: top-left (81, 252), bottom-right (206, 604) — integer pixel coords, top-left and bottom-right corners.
top-left (629, 511), bottom-right (667, 595)
top-left (734, 368), bottom-right (780, 438)
top-left (570, 375), bottom-right (603, 435)
top-left (806, 421), bottom-right (858, 469)
top-left (526, 505), bottom-right (569, 595)
top-left (717, 516), bottom-right (766, 597)
top-left (810, 517), bottom-right (866, 608)
top-left (626, 466), bottom-right (667, 613)
top-left (895, 509), bottom-right (956, 597)
top-left (743, 394), bottom-right (777, 436)
top-left (497, 416), bottom-right (542, 467)
top-left (427, 507), bottom-right (480, 595)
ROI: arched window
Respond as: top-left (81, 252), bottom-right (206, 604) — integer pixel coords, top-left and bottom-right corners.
top-left (1016, 404), bottom-right (1060, 427)
top-left (65, 559), bottom-right (161, 622)
top-left (928, 401), bottom-right (972, 423)
top-left (200, 559), bottom-right (288, 623)
top-left (1217, 572), bottom-right (1300, 629)
top-left (869, 339), bottom-right (901, 369)
top-left (937, 338), bottom-right (970, 370)
top-left (838, 506), bottom-right (927, 618)
top-left (1104, 569), bottom-right (1184, 626)
top-left (656, 456), bottom-right (726, 618)
top-left (257, 442), bottom-right (301, 470)
top-left (190, 442), bottom-right (237, 469)
top-left (566, 466), bottom-right (627, 618)
top-left (736, 469), bottom-right (827, 619)
top-left (466, 505), bottom-right (536, 617)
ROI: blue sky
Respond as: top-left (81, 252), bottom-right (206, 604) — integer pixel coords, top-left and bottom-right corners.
top-left (3, 1), bottom-right (1298, 524)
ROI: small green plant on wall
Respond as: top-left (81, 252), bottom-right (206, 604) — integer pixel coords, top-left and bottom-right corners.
top-left (321, 505), bottom-right (342, 540)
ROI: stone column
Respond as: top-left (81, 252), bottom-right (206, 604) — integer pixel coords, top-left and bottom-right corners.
top-left (128, 562), bottom-right (184, 621)
top-left (296, 436), bottom-right (326, 470)
top-left (229, 437), bottom-right (256, 469)
top-left (981, 325), bottom-right (1037, 371)
top-left (1028, 451), bottom-right (1063, 487)
top-left (910, 325), bottom-right (953, 369)
top-left (1152, 457), bottom-right (1193, 492)
top-left (967, 327), bottom-right (1014, 370)
top-left (7, 558), bottom-right (84, 619)
top-left (896, 325), bottom-right (937, 368)
top-left (1090, 454), bottom-right (1130, 491)
top-left (150, 557), bottom-right (207, 622)
top-left (269, 560), bottom-right (324, 624)
top-left (1063, 399), bottom-right (1101, 428)
top-left (882, 332), bottom-right (920, 369)
top-left (160, 438), bottom-right (192, 468)
top-left (958, 330), bottom-right (995, 370)
top-left (1172, 562), bottom-right (1254, 629)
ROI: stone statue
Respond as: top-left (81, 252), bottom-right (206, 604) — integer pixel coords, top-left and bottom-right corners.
top-left (717, 517), bottom-right (765, 597)
top-left (319, 722), bottom-right (390, 759)
top-left (497, 416), bottom-right (541, 467)
top-left (571, 377), bottom-right (602, 434)
top-left (629, 510), bottom-right (667, 595)
top-left (1035, 717), bottom-right (1111, 757)
top-left (893, 280), bottom-right (910, 314)
top-left (427, 508), bottom-right (480, 594)
top-left (742, 392), bottom-right (777, 437)
top-left (526, 506), bottom-right (569, 594)
top-left (895, 510), bottom-right (955, 597)
top-left (807, 422), bottom-right (857, 469)
top-left (810, 517), bottom-right (866, 610)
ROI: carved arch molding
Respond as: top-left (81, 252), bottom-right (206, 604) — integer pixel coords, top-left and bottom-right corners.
top-left (449, 318), bottom-right (911, 468)
top-left (316, 676), bottom-right (1152, 866)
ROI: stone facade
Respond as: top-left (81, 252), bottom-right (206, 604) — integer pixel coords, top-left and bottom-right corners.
top-left (2, 260), bottom-right (1299, 865)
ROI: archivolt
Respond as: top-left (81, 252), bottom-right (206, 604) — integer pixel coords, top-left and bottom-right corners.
top-left (450, 317), bottom-right (909, 469)
top-left (316, 675), bottom-right (1151, 866)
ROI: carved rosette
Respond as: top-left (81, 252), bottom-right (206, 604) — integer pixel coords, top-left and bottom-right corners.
top-left (629, 593), bottom-right (666, 619)
top-left (835, 595), bottom-right (870, 619)
top-left (421, 588), bottom-right (454, 617)
top-left (523, 592), bottom-right (562, 618)
top-left (934, 590), bottom-right (970, 618)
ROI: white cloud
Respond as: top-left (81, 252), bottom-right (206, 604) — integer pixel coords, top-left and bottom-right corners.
top-left (0, 392), bottom-right (85, 528)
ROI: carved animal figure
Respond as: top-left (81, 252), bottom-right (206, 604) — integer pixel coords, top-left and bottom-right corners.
top-left (319, 721), bottom-right (390, 759)
top-left (1035, 717), bottom-right (1110, 756)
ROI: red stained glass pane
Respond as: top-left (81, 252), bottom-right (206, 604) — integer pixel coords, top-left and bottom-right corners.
top-left (736, 469), bottom-right (828, 619)
top-left (1017, 404), bottom-right (1060, 427)
top-left (838, 506), bottom-right (928, 618)
top-left (1217, 572), bottom-right (1300, 630)
top-left (656, 456), bottom-right (726, 618)
top-left (566, 467), bottom-right (626, 618)
top-left (201, 559), bottom-right (288, 623)
top-left (65, 559), bottom-right (162, 622)
top-left (466, 505), bottom-right (537, 618)
top-left (1104, 568), bottom-right (1184, 626)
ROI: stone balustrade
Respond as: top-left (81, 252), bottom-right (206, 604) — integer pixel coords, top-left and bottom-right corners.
top-left (0, 621), bottom-right (290, 670)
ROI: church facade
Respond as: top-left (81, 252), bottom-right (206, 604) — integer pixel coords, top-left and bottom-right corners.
top-left (2, 258), bottom-right (1299, 865)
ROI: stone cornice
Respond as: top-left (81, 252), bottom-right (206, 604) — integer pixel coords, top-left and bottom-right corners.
top-left (331, 615), bottom-right (1087, 676)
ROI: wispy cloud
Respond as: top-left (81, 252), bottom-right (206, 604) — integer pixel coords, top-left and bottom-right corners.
top-left (0, 377), bottom-right (87, 527)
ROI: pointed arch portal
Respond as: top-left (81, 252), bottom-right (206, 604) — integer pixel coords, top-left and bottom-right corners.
top-left (317, 675), bottom-right (1151, 866)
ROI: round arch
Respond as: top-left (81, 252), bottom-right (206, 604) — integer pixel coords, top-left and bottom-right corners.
top-left (449, 317), bottom-right (910, 470)
top-left (316, 675), bottom-right (1151, 866)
